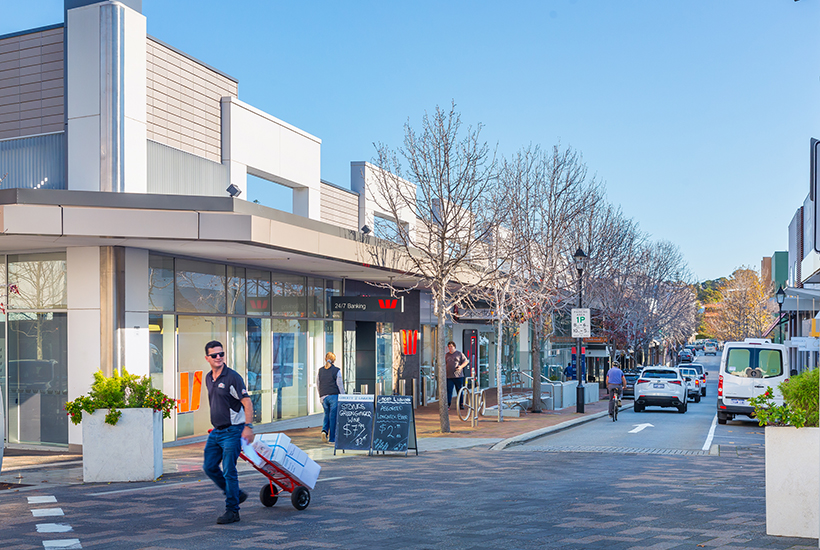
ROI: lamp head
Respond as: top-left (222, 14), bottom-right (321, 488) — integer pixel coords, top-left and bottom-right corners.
top-left (776, 285), bottom-right (786, 305)
top-left (573, 247), bottom-right (588, 271)
top-left (226, 184), bottom-right (242, 198)
top-left (361, 225), bottom-right (372, 235)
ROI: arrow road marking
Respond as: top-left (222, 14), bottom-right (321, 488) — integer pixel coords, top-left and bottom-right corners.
top-left (629, 423), bottom-right (654, 433)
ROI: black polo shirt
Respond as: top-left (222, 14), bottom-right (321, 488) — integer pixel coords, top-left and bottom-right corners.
top-left (205, 366), bottom-right (249, 429)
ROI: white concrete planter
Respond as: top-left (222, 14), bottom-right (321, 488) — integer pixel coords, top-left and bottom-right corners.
top-left (765, 426), bottom-right (819, 538)
top-left (82, 408), bottom-right (162, 483)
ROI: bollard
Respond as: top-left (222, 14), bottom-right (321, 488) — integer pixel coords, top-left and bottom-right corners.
top-left (398, 379), bottom-right (406, 396)
top-left (412, 378), bottom-right (418, 409)
top-left (360, 384), bottom-right (368, 395)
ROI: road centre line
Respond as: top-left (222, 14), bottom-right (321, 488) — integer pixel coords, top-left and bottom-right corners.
top-left (702, 414), bottom-right (718, 451)
top-left (32, 508), bottom-right (64, 517)
top-left (42, 540), bottom-right (82, 549)
top-left (37, 524), bottom-right (74, 533)
top-left (28, 496), bottom-right (58, 504)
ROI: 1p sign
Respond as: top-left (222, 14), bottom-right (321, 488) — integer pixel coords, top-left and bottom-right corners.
top-left (571, 308), bottom-right (591, 338)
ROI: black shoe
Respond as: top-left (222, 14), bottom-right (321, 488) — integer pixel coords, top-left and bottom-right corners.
top-left (238, 490), bottom-right (248, 504)
top-left (217, 510), bottom-right (240, 524)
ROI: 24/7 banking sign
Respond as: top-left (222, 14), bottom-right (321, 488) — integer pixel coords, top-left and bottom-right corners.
top-left (331, 296), bottom-right (404, 313)
top-left (571, 308), bottom-right (591, 338)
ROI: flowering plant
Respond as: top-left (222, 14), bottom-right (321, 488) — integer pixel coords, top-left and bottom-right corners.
top-left (65, 368), bottom-right (177, 426)
top-left (749, 389), bottom-right (808, 428)
top-left (750, 368), bottom-right (818, 428)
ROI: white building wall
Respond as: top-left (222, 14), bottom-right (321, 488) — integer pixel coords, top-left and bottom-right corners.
top-left (123, 248), bottom-right (149, 377)
top-left (221, 96), bottom-right (322, 219)
top-left (66, 246), bottom-right (101, 449)
top-left (66, 1), bottom-right (146, 193)
top-left (351, 161), bottom-right (416, 238)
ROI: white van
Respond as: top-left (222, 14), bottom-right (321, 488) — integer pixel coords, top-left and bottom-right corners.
top-left (717, 338), bottom-right (793, 424)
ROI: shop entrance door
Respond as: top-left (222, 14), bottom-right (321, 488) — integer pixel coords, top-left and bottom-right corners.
top-left (355, 322), bottom-right (376, 393)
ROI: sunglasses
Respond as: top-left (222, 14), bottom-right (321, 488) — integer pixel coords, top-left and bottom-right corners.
top-left (207, 352), bottom-right (225, 359)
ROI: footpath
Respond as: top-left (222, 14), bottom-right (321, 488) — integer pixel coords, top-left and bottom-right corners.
top-left (0, 390), bottom-right (614, 491)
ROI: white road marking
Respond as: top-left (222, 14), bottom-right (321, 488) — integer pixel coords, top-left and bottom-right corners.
top-left (36, 524), bottom-right (74, 533)
top-left (32, 508), bottom-right (64, 517)
top-left (42, 539), bottom-right (82, 549)
top-left (702, 414), bottom-right (718, 451)
top-left (628, 423), bottom-right (654, 434)
top-left (28, 496), bottom-right (58, 504)
top-left (316, 477), bottom-right (344, 482)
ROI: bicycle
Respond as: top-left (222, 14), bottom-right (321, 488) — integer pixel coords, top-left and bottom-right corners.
top-left (455, 377), bottom-right (486, 424)
top-left (609, 387), bottom-right (622, 421)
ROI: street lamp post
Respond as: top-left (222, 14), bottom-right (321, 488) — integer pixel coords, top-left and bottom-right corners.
top-left (776, 286), bottom-right (786, 344)
top-left (574, 247), bottom-right (588, 414)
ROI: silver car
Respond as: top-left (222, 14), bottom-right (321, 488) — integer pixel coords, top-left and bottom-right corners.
top-left (679, 367), bottom-right (702, 403)
top-left (634, 366), bottom-right (688, 413)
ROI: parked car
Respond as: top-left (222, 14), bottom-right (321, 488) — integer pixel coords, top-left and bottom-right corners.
top-left (678, 349), bottom-right (694, 363)
top-left (717, 338), bottom-right (792, 425)
top-left (622, 372), bottom-right (639, 399)
top-left (688, 363), bottom-right (707, 396)
top-left (634, 366), bottom-right (688, 413)
top-left (704, 342), bottom-right (717, 355)
top-left (685, 345), bottom-right (698, 356)
top-left (679, 367), bottom-right (701, 402)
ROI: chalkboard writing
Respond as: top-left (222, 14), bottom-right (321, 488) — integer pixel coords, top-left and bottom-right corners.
top-left (372, 395), bottom-right (414, 453)
top-left (334, 395), bottom-right (375, 453)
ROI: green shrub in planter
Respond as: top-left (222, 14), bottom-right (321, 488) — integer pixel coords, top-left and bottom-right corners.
top-left (750, 369), bottom-right (818, 427)
top-left (65, 368), bottom-right (176, 426)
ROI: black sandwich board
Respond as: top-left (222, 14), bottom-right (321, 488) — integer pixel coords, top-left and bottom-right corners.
top-left (372, 395), bottom-right (418, 456)
top-left (334, 394), bottom-right (375, 455)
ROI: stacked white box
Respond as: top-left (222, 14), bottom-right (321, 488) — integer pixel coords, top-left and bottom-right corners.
top-left (248, 433), bottom-right (321, 489)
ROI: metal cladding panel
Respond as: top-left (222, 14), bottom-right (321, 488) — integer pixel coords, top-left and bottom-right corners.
top-left (146, 139), bottom-right (229, 196)
top-left (0, 133), bottom-right (66, 190)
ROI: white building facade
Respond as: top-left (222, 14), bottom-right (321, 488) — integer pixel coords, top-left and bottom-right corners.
top-left (0, 0), bottom-right (527, 451)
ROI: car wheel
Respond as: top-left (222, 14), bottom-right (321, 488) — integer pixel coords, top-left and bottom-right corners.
top-left (717, 412), bottom-right (728, 425)
top-left (634, 404), bottom-right (643, 412)
top-left (694, 394), bottom-right (701, 403)
top-left (678, 402), bottom-right (687, 413)
top-left (701, 388), bottom-right (706, 396)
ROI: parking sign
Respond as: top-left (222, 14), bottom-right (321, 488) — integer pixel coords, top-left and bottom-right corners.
top-left (571, 308), bottom-right (591, 338)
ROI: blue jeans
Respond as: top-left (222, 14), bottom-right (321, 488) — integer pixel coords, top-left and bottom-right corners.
top-left (447, 377), bottom-right (464, 407)
top-left (322, 394), bottom-right (339, 442)
top-left (203, 424), bottom-right (243, 511)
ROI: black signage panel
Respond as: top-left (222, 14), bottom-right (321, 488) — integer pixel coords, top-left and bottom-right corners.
top-left (372, 395), bottom-right (415, 454)
top-left (334, 395), bottom-right (375, 453)
top-left (331, 296), bottom-right (404, 313)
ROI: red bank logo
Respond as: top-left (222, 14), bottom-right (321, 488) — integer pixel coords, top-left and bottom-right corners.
top-left (179, 371), bottom-right (203, 413)
top-left (378, 299), bottom-right (398, 309)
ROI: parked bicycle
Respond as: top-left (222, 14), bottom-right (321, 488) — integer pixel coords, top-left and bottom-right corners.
top-left (455, 376), bottom-right (486, 423)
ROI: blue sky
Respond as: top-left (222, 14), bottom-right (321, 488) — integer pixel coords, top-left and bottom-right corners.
top-left (4, 0), bottom-right (819, 282)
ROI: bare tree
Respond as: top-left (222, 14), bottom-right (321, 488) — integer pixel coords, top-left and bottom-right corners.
top-left (492, 145), bottom-right (600, 415)
top-left (370, 103), bottom-right (503, 433)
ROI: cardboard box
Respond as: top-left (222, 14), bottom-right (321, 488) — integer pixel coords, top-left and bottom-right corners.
top-left (248, 434), bottom-right (320, 489)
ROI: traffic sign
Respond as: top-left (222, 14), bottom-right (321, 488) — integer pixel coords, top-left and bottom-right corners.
top-left (571, 308), bottom-right (591, 338)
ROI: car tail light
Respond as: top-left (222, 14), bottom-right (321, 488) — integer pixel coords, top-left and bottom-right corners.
top-left (718, 374), bottom-right (723, 397)
top-left (695, 380), bottom-right (699, 387)
top-left (637, 379), bottom-right (649, 384)
top-left (669, 380), bottom-right (682, 386)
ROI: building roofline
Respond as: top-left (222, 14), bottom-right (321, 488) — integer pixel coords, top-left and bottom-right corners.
top-left (147, 34), bottom-right (239, 84)
top-left (0, 23), bottom-right (64, 42)
top-left (321, 179), bottom-right (358, 196)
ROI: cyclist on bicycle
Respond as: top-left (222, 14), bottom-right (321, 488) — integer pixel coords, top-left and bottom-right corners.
top-left (606, 361), bottom-right (626, 417)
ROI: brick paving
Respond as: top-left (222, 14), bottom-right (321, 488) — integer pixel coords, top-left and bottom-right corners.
top-left (1, 393), bottom-right (816, 549)
top-left (1, 444), bottom-right (816, 549)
